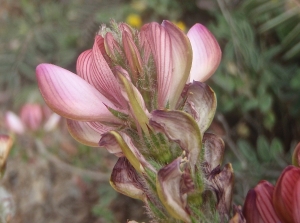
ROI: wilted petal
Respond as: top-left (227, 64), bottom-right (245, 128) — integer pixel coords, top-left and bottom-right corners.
top-left (183, 81), bottom-right (217, 134)
top-left (0, 135), bottom-right (13, 174)
top-left (273, 165), bottom-right (300, 223)
top-left (99, 131), bottom-right (155, 173)
top-left (36, 63), bottom-right (119, 122)
top-left (67, 120), bottom-right (112, 147)
top-left (110, 157), bottom-right (146, 201)
top-left (229, 205), bottom-right (246, 223)
top-left (161, 20), bottom-right (192, 109)
top-left (214, 163), bottom-right (234, 219)
top-left (292, 142), bottom-right (300, 167)
top-left (187, 23), bottom-right (221, 82)
top-left (20, 104), bottom-right (43, 131)
top-left (150, 110), bottom-right (201, 168)
top-left (156, 157), bottom-right (191, 223)
top-left (76, 36), bottom-right (126, 108)
top-left (146, 22), bottom-right (172, 108)
top-left (203, 133), bottom-right (225, 170)
top-left (5, 111), bottom-right (25, 134)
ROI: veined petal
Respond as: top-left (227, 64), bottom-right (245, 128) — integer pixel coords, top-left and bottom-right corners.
top-left (5, 111), bottom-right (25, 134)
top-left (161, 20), bottom-right (192, 109)
top-left (146, 22), bottom-right (172, 108)
top-left (203, 133), bottom-right (225, 170)
top-left (156, 157), bottom-right (191, 223)
top-left (104, 32), bottom-right (122, 61)
top-left (293, 178), bottom-right (300, 222)
top-left (150, 110), bottom-right (202, 169)
top-left (110, 157), bottom-right (146, 201)
top-left (67, 120), bottom-right (112, 147)
top-left (273, 165), bottom-right (300, 223)
top-left (183, 81), bottom-right (217, 134)
top-left (243, 189), bottom-right (265, 223)
top-left (76, 36), bottom-right (127, 109)
top-left (139, 24), bottom-right (152, 65)
top-left (36, 63), bottom-right (119, 122)
top-left (255, 181), bottom-right (280, 223)
top-left (0, 135), bottom-right (13, 173)
top-left (187, 23), bottom-right (221, 82)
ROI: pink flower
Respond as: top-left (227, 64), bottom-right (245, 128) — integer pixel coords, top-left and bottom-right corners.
top-left (36, 20), bottom-right (221, 147)
top-left (243, 166), bottom-right (300, 223)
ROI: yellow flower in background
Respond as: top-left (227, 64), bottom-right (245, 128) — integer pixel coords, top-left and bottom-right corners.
top-left (174, 21), bottom-right (187, 32)
top-left (126, 14), bottom-right (142, 28)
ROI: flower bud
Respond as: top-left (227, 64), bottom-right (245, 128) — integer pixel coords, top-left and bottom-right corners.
top-left (20, 103), bottom-right (43, 131)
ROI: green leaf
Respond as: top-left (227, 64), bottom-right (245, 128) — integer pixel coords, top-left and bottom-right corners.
top-left (257, 135), bottom-right (271, 162)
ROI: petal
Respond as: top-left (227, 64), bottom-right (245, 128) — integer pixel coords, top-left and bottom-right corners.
top-left (76, 36), bottom-right (127, 109)
top-left (156, 157), bottom-right (191, 223)
top-left (187, 23), bottom-right (221, 82)
top-left (5, 111), bottom-right (25, 134)
top-left (115, 66), bottom-right (149, 135)
top-left (36, 63), bottom-right (119, 122)
top-left (203, 133), bottom-right (225, 170)
top-left (0, 135), bottom-right (13, 173)
top-left (182, 81), bottom-right (217, 134)
top-left (150, 110), bottom-right (202, 169)
top-left (110, 157), bottom-right (146, 201)
top-left (99, 131), bottom-right (155, 173)
top-left (214, 163), bottom-right (234, 219)
top-left (146, 22), bottom-right (172, 108)
top-left (242, 189), bottom-right (264, 223)
top-left (273, 165), bottom-right (300, 223)
top-left (255, 181), bottom-right (280, 223)
top-left (161, 20), bottom-right (192, 109)
top-left (67, 120), bottom-right (112, 147)
top-left (293, 178), bottom-right (300, 222)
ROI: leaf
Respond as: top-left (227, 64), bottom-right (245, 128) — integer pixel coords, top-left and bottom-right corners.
top-left (257, 135), bottom-right (271, 162)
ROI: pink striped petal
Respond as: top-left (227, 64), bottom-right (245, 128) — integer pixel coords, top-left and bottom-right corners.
top-left (255, 181), bottom-right (280, 223)
top-left (146, 22), bottom-right (172, 108)
top-left (139, 24), bottom-right (152, 65)
top-left (76, 36), bottom-right (126, 109)
top-left (293, 178), bottom-right (300, 222)
top-left (67, 119), bottom-right (113, 147)
top-left (187, 24), bottom-right (221, 82)
top-left (161, 20), bottom-right (192, 108)
top-left (273, 165), bottom-right (300, 223)
top-left (36, 63), bottom-right (119, 122)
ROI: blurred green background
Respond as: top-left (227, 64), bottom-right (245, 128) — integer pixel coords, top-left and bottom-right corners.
top-left (0, 0), bottom-right (300, 222)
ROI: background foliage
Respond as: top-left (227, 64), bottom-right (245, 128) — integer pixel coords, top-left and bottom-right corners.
top-left (0, 0), bottom-right (300, 222)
